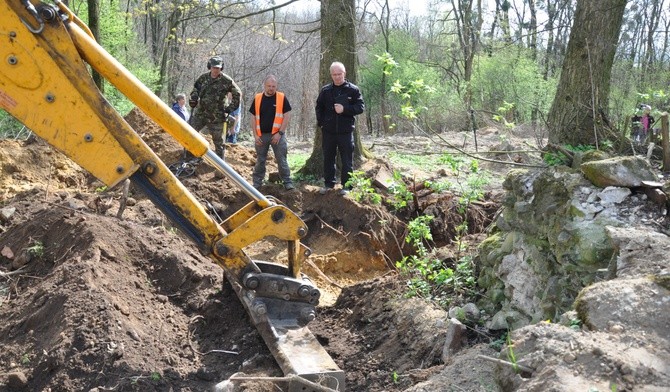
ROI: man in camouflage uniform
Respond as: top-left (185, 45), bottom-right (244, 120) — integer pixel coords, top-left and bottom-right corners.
top-left (189, 56), bottom-right (241, 159)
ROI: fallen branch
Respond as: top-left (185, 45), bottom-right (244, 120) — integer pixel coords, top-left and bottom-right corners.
top-left (0, 266), bottom-right (27, 278)
top-left (304, 212), bottom-right (349, 237)
top-left (546, 143), bottom-right (575, 166)
top-left (229, 374), bottom-right (339, 392)
top-left (477, 354), bottom-right (534, 374)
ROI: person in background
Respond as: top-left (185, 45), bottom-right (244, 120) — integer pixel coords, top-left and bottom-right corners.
top-left (315, 61), bottom-right (365, 195)
top-left (249, 75), bottom-right (294, 190)
top-left (171, 93), bottom-right (190, 122)
top-left (226, 104), bottom-right (242, 144)
top-left (189, 56), bottom-right (241, 159)
top-left (632, 104), bottom-right (655, 143)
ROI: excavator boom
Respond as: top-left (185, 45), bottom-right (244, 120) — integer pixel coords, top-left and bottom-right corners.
top-left (0, 1), bottom-right (343, 390)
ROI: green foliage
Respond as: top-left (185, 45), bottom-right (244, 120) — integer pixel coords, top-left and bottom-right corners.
top-left (438, 153), bottom-right (488, 214)
top-left (387, 171), bottom-right (413, 210)
top-left (21, 353), bottom-right (30, 364)
top-left (78, 0), bottom-right (159, 114)
top-left (150, 372), bottom-right (161, 382)
top-left (0, 112), bottom-right (31, 140)
top-left (471, 47), bottom-right (556, 124)
top-left (569, 317), bottom-right (582, 331)
top-left (291, 171), bottom-right (319, 184)
top-left (287, 153), bottom-right (320, 184)
top-left (376, 52), bottom-right (399, 76)
top-left (395, 215), bottom-right (476, 306)
top-left (543, 144), bottom-right (596, 166)
top-left (360, 30), bottom-right (448, 129)
top-left (26, 240), bottom-right (45, 258)
top-left (288, 152), bottom-right (309, 172)
top-left (393, 153), bottom-right (485, 306)
top-left (492, 101), bottom-right (517, 129)
top-left (424, 179), bottom-right (454, 193)
top-left (504, 334), bottom-right (519, 373)
top-left (390, 77), bottom-right (437, 120)
top-left (387, 151), bottom-right (442, 171)
top-left (345, 171), bottom-right (382, 205)
top-left (489, 331), bottom-right (508, 351)
top-left (609, 57), bottom-right (670, 130)
top-left (391, 371), bottom-right (399, 384)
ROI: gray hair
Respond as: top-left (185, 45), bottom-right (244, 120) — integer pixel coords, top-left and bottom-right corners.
top-left (263, 74), bottom-right (278, 84)
top-left (175, 93), bottom-right (186, 101)
top-left (330, 61), bottom-right (346, 73)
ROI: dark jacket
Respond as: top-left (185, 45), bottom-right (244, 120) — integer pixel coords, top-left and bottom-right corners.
top-left (171, 102), bottom-right (186, 121)
top-left (315, 80), bottom-right (365, 134)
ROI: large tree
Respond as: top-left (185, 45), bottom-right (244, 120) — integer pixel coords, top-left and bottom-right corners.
top-left (300, 0), bottom-right (368, 179)
top-left (546, 0), bottom-right (627, 146)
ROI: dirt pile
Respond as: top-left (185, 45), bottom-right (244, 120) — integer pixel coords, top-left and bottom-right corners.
top-left (5, 107), bottom-right (666, 392)
top-left (1, 109), bottom-right (493, 391)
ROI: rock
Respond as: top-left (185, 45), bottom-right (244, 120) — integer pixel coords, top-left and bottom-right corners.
top-left (373, 164), bottom-right (395, 191)
top-left (0, 207), bottom-right (16, 223)
top-left (11, 250), bottom-right (31, 269)
top-left (581, 156), bottom-right (658, 188)
top-left (477, 165), bottom-right (666, 328)
top-left (1, 246), bottom-right (14, 259)
top-left (575, 278), bottom-right (669, 339)
top-left (596, 186), bottom-right (631, 205)
top-left (6, 371), bottom-right (28, 388)
top-left (441, 318), bottom-right (468, 362)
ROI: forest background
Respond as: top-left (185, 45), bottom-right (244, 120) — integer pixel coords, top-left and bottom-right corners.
top-left (1, 0), bottom-right (669, 149)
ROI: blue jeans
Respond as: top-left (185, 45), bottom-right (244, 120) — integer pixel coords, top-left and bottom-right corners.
top-left (226, 132), bottom-right (237, 144)
top-left (322, 131), bottom-right (354, 189)
top-left (253, 133), bottom-right (292, 188)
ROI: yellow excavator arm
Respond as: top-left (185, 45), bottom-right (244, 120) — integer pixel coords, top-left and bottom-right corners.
top-left (0, 0), bottom-right (342, 389)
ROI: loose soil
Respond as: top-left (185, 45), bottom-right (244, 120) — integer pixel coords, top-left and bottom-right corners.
top-left (0, 110), bottom-right (532, 391)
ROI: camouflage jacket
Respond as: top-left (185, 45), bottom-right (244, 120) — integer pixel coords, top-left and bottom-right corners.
top-left (190, 72), bottom-right (241, 124)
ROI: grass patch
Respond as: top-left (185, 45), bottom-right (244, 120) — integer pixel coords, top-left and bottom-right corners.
top-left (0, 112), bottom-right (31, 140)
top-left (386, 151), bottom-right (444, 172)
top-left (288, 152), bottom-right (309, 172)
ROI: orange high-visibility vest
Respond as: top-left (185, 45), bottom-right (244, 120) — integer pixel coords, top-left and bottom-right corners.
top-left (254, 92), bottom-right (285, 136)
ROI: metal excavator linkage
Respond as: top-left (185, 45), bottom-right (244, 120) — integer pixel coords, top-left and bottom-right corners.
top-left (0, 1), bottom-right (343, 390)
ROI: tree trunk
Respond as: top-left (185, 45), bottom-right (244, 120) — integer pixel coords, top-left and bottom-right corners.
top-left (300, 0), bottom-right (368, 179)
top-left (527, 0), bottom-right (537, 59)
top-left (87, 0), bottom-right (103, 92)
top-left (453, 0), bottom-right (483, 125)
top-left (380, 0), bottom-right (391, 136)
top-left (546, 0), bottom-right (626, 146)
top-left (155, 3), bottom-right (182, 98)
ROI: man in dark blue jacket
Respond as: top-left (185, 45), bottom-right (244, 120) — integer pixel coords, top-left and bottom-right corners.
top-left (315, 61), bottom-right (365, 195)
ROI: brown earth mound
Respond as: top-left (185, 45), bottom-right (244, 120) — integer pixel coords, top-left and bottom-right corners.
top-left (0, 109), bottom-right (500, 391)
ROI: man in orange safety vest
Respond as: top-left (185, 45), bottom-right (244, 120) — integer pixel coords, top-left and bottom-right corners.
top-left (248, 75), bottom-right (294, 190)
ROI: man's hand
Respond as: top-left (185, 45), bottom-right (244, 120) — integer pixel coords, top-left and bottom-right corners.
top-left (334, 103), bottom-right (344, 114)
top-left (189, 93), bottom-right (198, 108)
